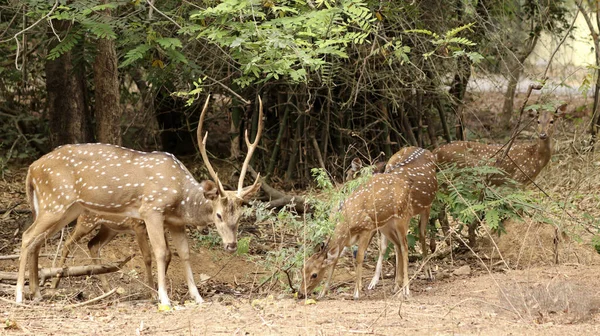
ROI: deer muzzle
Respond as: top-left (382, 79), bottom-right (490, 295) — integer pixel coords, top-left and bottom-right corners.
top-left (539, 133), bottom-right (548, 140)
top-left (224, 242), bottom-right (237, 253)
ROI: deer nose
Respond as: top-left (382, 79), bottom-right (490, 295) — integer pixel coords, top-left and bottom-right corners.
top-left (539, 133), bottom-right (548, 139)
top-left (297, 292), bottom-right (306, 299)
top-left (224, 242), bottom-right (237, 253)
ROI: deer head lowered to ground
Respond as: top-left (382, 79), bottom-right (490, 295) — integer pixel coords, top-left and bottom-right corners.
top-left (299, 147), bottom-right (438, 300)
top-left (17, 95), bottom-right (263, 307)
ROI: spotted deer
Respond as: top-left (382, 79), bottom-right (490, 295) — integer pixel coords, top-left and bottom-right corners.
top-left (368, 147), bottom-right (437, 290)
top-left (299, 147), bottom-right (438, 299)
top-left (344, 157), bottom-right (386, 182)
top-left (434, 104), bottom-right (566, 185)
top-left (17, 95), bottom-right (263, 307)
top-left (433, 103), bottom-right (567, 244)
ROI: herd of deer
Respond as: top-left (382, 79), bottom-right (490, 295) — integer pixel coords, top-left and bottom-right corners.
top-left (13, 95), bottom-right (567, 306)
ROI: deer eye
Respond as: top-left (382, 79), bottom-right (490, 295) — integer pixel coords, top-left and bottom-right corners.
top-left (216, 213), bottom-right (223, 221)
top-left (550, 120), bottom-right (554, 124)
top-left (311, 273), bottom-right (318, 279)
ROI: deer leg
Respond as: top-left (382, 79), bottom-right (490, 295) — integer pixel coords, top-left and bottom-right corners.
top-left (353, 233), bottom-right (371, 300)
top-left (164, 232), bottom-right (172, 274)
top-left (381, 225), bottom-right (402, 293)
top-left (317, 257), bottom-right (339, 299)
top-left (88, 225), bottom-right (119, 291)
top-left (28, 243), bottom-right (43, 301)
top-left (143, 212), bottom-right (171, 307)
top-left (368, 231), bottom-right (387, 290)
top-left (168, 224), bottom-right (203, 303)
top-left (398, 217), bottom-right (411, 297)
top-left (17, 209), bottom-right (80, 302)
top-left (419, 210), bottom-right (434, 281)
top-left (51, 219), bottom-right (95, 289)
top-left (132, 223), bottom-right (155, 288)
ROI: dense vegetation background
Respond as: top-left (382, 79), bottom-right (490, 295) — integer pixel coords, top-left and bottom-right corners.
top-left (2, 0), bottom-right (593, 186)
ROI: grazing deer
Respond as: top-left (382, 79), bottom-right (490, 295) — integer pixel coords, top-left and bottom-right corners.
top-left (344, 157), bottom-right (386, 182)
top-left (433, 103), bottom-right (567, 244)
top-left (299, 148), bottom-right (437, 299)
top-left (368, 147), bottom-right (437, 290)
top-left (16, 95), bottom-right (263, 307)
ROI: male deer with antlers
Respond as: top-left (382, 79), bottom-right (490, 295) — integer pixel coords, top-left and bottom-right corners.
top-left (299, 147), bottom-right (437, 299)
top-left (17, 95), bottom-right (263, 307)
top-left (433, 103), bottom-right (567, 244)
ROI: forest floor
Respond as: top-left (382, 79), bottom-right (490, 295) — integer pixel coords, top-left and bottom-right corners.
top-left (2, 91), bottom-right (600, 335)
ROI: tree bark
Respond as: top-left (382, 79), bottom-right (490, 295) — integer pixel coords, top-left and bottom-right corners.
top-left (46, 21), bottom-right (92, 147)
top-left (93, 2), bottom-right (122, 145)
top-left (500, 35), bottom-right (539, 128)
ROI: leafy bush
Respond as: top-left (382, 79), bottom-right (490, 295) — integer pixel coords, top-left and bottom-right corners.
top-left (434, 164), bottom-right (540, 235)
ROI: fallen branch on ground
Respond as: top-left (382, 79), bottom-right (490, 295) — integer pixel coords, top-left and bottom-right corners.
top-left (248, 166), bottom-right (310, 212)
top-left (0, 253), bottom-right (74, 261)
top-left (0, 255), bottom-right (134, 283)
top-left (61, 287), bottom-right (118, 310)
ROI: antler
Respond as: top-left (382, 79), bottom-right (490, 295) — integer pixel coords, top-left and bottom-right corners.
top-left (237, 96), bottom-right (264, 197)
top-left (197, 94), bottom-right (226, 195)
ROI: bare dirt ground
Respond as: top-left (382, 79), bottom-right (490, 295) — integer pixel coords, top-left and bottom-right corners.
top-left (2, 91), bottom-right (600, 335)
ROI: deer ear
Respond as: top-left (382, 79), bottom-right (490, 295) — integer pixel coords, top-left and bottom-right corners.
top-left (240, 181), bottom-right (261, 200)
top-left (201, 180), bottom-right (219, 200)
top-left (350, 157), bottom-right (362, 170)
top-left (526, 108), bottom-right (537, 119)
top-left (324, 247), bottom-right (340, 265)
top-left (555, 103), bottom-right (567, 118)
top-left (314, 241), bottom-right (326, 254)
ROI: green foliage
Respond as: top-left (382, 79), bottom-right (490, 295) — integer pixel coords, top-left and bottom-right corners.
top-left (435, 164), bottom-right (539, 234)
top-left (47, 28), bottom-right (83, 60)
top-left (236, 236), bottom-right (252, 255)
top-left (191, 228), bottom-right (223, 248)
top-left (592, 236), bottom-right (600, 255)
top-left (120, 44), bottom-right (152, 68)
top-left (189, 0), bottom-right (375, 87)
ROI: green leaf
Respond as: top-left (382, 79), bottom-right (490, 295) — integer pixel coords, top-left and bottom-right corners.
top-left (155, 37), bottom-right (183, 50)
top-left (120, 44), bottom-right (152, 68)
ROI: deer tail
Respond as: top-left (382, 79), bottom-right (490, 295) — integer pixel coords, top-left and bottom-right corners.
top-left (25, 169), bottom-right (37, 222)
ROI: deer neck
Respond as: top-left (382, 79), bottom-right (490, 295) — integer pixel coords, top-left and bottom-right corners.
top-left (174, 181), bottom-right (214, 227)
top-left (535, 136), bottom-right (553, 168)
top-left (325, 224), bottom-right (356, 259)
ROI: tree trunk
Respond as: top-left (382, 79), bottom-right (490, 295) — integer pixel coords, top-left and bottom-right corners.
top-left (501, 59), bottom-right (520, 127)
top-left (449, 56), bottom-right (471, 141)
top-left (501, 36), bottom-right (539, 128)
top-left (93, 3), bottom-right (122, 145)
top-left (46, 21), bottom-right (92, 147)
top-left (131, 69), bottom-right (161, 149)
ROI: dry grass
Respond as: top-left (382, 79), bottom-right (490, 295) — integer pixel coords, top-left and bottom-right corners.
top-left (500, 279), bottom-right (600, 324)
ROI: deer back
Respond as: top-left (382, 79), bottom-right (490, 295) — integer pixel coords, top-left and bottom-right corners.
top-left (27, 143), bottom-right (214, 226)
top-left (336, 173), bottom-right (412, 233)
top-left (385, 147), bottom-right (438, 213)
